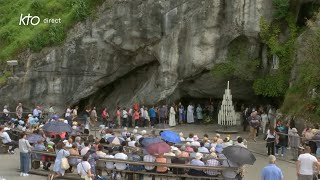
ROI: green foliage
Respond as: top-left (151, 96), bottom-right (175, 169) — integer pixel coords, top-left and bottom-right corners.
top-left (0, 0), bottom-right (106, 61)
top-left (272, 0), bottom-right (290, 19)
top-left (253, 74), bottom-right (288, 97)
top-left (0, 71), bottom-right (12, 86)
top-left (253, 15), bottom-right (298, 97)
top-left (211, 36), bottom-right (260, 80)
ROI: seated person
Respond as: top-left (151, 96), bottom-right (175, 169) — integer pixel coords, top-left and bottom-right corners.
top-left (186, 133), bottom-right (195, 142)
top-left (171, 150), bottom-right (186, 175)
top-left (198, 142), bottom-right (209, 153)
top-left (96, 144), bottom-right (107, 158)
top-left (205, 152), bottom-right (220, 177)
top-left (188, 152), bottom-right (206, 176)
top-left (156, 154), bottom-right (168, 173)
top-left (0, 126), bottom-right (18, 154)
top-left (114, 146), bottom-right (128, 170)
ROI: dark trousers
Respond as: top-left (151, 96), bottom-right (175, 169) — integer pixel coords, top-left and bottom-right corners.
top-left (128, 116), bottom-right (132, 127)
top-left (122, 118), bottom-right (127, 127)
top-left (134, 120), bottom-right (139, 127)
top-left (139, 118), bottom-right (145, 127)
top-left (84, 129), bottom-right (89, 135)
top-left (150, 117), bottom-right (156, 127)
top-left (267, 138), bottom-right (275, 155)
top-left (6, 141), bottom-right (18, 151)
top-left (160, 117), bottom-right (165, 124)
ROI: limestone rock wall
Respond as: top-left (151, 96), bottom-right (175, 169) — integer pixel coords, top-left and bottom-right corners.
top-left (0, 0), bottom-right (274, 114)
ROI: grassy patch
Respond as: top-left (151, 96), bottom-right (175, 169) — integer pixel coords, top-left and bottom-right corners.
top-left (0, 71), bottom-right (12, 86)
top-left (0, 0), bottom-right (105, 62)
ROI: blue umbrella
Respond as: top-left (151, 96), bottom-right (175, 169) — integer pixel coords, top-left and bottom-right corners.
top-left (43, 121), bottom-right (72, 133)
top-left (160, 130), bottom-right (181, 143)
top-left (26, 134), bottom-right (44, 144)
top-left (140, 137), bottom-right (163, 147)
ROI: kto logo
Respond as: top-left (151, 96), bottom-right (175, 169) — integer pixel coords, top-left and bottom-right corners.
top-left (19, 14), bottom-right (40, 26)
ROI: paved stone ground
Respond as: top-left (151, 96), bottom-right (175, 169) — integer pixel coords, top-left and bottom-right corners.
top-left (0, 124), bottom-right (297, 180)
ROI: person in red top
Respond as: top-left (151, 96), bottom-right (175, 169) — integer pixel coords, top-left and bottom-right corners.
top-left (116, 107), bottom-right (121, 128)
top-left (101, 108), bottom-right (109, 127)
top-left (133, 110), bottom-right (140, 127)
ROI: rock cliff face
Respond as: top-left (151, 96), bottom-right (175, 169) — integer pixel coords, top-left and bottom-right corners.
top-left (0, 0), bottom-right (274, 113)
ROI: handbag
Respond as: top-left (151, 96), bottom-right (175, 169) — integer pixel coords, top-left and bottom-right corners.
top-left (61, 150), bottom-right (70, 170)
top-left (80, 162), bottom-right (93, 180)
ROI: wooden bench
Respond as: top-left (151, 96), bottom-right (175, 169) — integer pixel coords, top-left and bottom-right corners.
top-left (30, 150), bottom-right (240, 180)
top-left (0, 139), bottom-right (9, 154)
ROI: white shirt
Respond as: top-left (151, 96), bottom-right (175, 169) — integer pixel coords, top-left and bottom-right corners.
top-left (114, 153), bottom-right (128, 170)
top-left (140, 108), bottom-right (145, 118)
top-left (80, 146), bottom-right (90, 156)
top-left (0, 132), bottom-right (11, 143)
top-left (144, 155), bottom-right (156, 170)
top-left (128, 141), bottom-right (136, 147)
top-left (186, 137), bottom-right (194, 142)
top-left (105, 155), bottom-right (115, 169)
top-left (19, 139), bottom-right (32, 153)
top-left (298, 153), bottom-right (317, 175)
top-left (144, 110), bottom-right (150, 120)
top-left (266, 129), bottom-right (276, 139)
top-left (77, 161), bottom-right (91, 178)
top-left (123, 110), bottom-right (128, 118)
top-left (65, 108), bottom-right (72, 117)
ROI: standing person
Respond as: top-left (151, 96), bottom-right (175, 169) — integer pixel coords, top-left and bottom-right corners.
top-left (115, 107), bottom-right (121, 128)
top-left (144, 107), bottom-right (150, 128)
top-left (48, 142), bottom-right (70, 180)
top-left (266, 126), bottom-right (276, 155)
top-left (187, 103), bottom-right (194, 124)
top-left (261, 111), bottom-right (268, 134)
top-left (159, 105), bottom-right (167, 125)
top-left (83, 108), bottom-right (90, 135)
top-left (208, 102), bottom-right (214, 119)
top-left (101, 108), bottom-right (109, 127)
top-left (133, 110), bottom-right (139, 127)
top-left (19, 133), bottom-right (32, 177)
top-left (268, 107), bottom-right (276, 128)
top-left (2, 105), bottom-right (10, 120)
top-left (33, 106), bottom-right (42, 119)
top-left (65, 106), bottom-right (72, 125)
top-left (139, 105), bottom-right (145, 127)
top-left (122, 107), bottom-right (128, 128)
top-left (48, 105), bottom-right (55, 120)
top-left (169, 103), bottom-right (176, 127)
top-left (290, 128), bottom-right (300, 161)
top-left (296, 146), bottom-right (319, 180)
top-left (261, 155), bottom-right (284, 180)
top-left (90, 107), bottom-right (98, 127)
top-left (275, 122), bottom-right (286, 157)
top-left (242, 108), bottom-right (250, 132)
top-left (128, 107), bottom-right (133, 128)
top-left (149, 106), bottom-right (156, 128)
top-left (16, 103), bottom-right (23, 119)
top-left (0, 126), bottom-right (18, 154)
top-left (248, 111), bottom-right (259, 142)
top-left (72, 106), bottom-right (79, 121)
top-left (196, 104), bottom-right (203, 124)
top-left (178, 103), bottom-right (185, 124)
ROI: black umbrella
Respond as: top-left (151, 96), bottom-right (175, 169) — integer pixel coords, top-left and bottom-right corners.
top-left (43, 121), bottom-right (72, 133)
top-left (222, 145), bottom-right (256, 165)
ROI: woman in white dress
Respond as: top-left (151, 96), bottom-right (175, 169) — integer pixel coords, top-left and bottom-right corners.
top-left (187, 103), bottom-right (194, 123)
top-left (169, 104), bottom-right (176, 127)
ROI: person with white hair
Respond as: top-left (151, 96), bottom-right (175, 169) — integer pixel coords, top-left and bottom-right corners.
top-left (179, 132), bottom-right (185, 141)
top-left (261, 155), bottom-right (283, 180)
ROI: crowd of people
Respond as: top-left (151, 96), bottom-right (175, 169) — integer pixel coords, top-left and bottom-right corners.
top-left (2, 102), bottom-right (320, 180)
